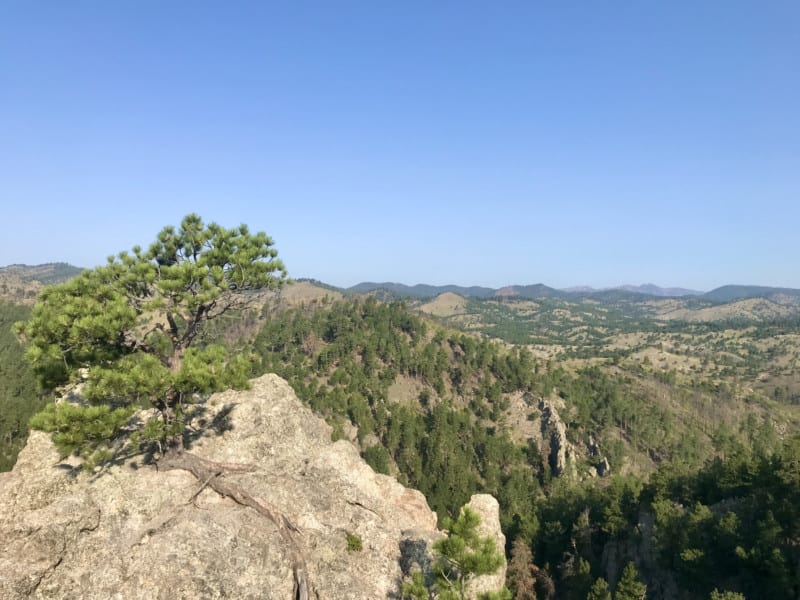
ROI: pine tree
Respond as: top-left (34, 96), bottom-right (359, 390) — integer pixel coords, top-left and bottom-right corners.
top-left (507, 537), bottom-right (537, 600)
top-left (614, 562), bottom-right (646, 600)
top-left (402, 571), bottom-right (429, 599)
top-left (433, 506), bottom-right (509, 600)
top-left (586, 577), bottom-right (611, 600)
top-left (15, 217), bottom-right (314, 597)
top-left (17, 214), bottom-right (287, 462)
top-left (565, 557), bottom-right (592, 600)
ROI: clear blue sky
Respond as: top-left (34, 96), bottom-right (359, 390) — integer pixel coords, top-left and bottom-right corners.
top-left (1, 2), bottom-right (798, 291)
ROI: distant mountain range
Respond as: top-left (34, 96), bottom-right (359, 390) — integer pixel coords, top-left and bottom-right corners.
top-left (562, 284), bottom-right (703, 297)
top-left (347, 282), bottom-right (497, 299)
top-left (344, 281), bottom-right (700, 300)
top-left (343, 281), bottom-right (800, 303)
top-left (4, 266), bottom-right (800, 305)
top-left (604, 284), bottom-right (703, 297)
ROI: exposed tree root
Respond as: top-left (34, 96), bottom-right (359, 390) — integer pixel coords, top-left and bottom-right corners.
top-left (159, 450), bottom-right (314, 600)
top-left (187, 469), bottom-right (222, 506)
top-left (346, 498), bottom-right (380, 517)
top-left (128, 505), bottom-right (186, 549)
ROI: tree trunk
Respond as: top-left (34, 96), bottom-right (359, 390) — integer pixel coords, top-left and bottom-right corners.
top-left (153, 387), bottom-right (185, 451)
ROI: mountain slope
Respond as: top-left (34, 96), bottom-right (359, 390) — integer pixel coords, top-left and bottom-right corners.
top-left (0, 300), bottom-right (43, 471)
top-left (705, 284), bottom-right (800, 303)
top-left (616, 283), bottom-right (703, 296)
top-left (0, 263), bottom-right (82, 303)
top-left (0, 262), bottom-right (83, 284)
top-left (347, 281), bottom-right (496, 299)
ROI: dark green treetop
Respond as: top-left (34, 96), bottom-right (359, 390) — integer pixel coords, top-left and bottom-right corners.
top-left (15, 214), bottom-right (288, 463)
top-left (614, 562), bottom-right (646, 600)
top-left (586, 577), bottom-right (611, 600)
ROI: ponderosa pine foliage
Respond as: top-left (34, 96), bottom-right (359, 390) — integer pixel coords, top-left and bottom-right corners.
top-left (401, 505), bottom-right (511, 600)
top-left (586, 577), bottom-right (611, 600)
top-left (614, 562), bottom-right (646, 600)
top-left (15, 214), bottom-right (287, 463)
top-left (432, 506), bottom-right (510, 600)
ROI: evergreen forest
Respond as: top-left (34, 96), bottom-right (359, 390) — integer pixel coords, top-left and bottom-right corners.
top-left (245, 294), bottom-right (800, 599)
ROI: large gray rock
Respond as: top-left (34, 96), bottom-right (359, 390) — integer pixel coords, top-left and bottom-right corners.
top-left (0, 374), bottom-right (440, 599)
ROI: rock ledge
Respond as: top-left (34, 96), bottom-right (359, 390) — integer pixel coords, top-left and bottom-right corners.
top-left (0, 374), bottom-right (451, 599)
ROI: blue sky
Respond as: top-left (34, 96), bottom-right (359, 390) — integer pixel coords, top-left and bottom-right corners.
top-left (1, 2), bottom-right (798, 290)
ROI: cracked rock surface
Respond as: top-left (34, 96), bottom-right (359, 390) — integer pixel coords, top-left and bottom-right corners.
top-left (0, 374), bottom-right (444, 599)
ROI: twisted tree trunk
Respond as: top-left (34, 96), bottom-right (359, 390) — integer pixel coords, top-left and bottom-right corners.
top-left (159, 450), bottom-right (314, 600)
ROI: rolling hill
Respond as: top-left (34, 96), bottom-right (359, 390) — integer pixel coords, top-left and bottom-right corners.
top-left (0, 263), bottom-right (83, 303)
top-left (348, 280), bottom-right (800, 304)
top-left (704, 284), bottom-right (800, 303)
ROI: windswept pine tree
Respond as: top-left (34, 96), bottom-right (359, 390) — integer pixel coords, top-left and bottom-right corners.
top-left (16, 214), bottom-right (287, 461)
top-left (15, 215), bottom-right (317, 598)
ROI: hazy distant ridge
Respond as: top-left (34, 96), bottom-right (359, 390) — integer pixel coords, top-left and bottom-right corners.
top-left (704, 285), bottom-right (800, 303)
top-left (347, 281), bottom-right (800, 302)
top-left (616, 284), bottom-right (703, 297)
top-left (347, 281), bottom-right (705, 300)
top-left (347, 282), bottom-right (496, 299)
top-left (563, 284), bottom-right (703, 297)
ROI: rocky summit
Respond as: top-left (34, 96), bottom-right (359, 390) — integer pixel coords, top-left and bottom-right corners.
top-left (0, 374), bottom-right (505, 599)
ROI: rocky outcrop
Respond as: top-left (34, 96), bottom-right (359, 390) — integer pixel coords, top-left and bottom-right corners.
top-left (0, 374), bottom-right (462, 599)
top-left (399, 528), bottom-right (444, 588)
top-left (539, 397), bottom-right (576, 478)
top-left (510, 395), bottom-right (611, 481)
top-left (466, 494), bottom-right (507, 598)
top-left (398, 494), bottom-right (507, 598)
top-left (587, 434), bottom-right (611, 478)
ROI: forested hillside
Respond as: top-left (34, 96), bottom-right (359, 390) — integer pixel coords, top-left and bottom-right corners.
top-left (3, 281), bottom-right (799, 598)
top-left (241, 294), bottom-right (798, 599)
top-left (252, 296), bottom-right (543, 525)
top-left (0, 264), bottom-right (83, 469)
top-left (0, 263), bottom-right (83, 304)
top-left (0, 301), bottom-right (43, 470)
top-left (417, 291), bottom-right (800, 409)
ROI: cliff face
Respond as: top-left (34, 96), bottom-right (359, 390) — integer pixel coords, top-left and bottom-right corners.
top-left (0, 374), bottom-right (504, 599)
